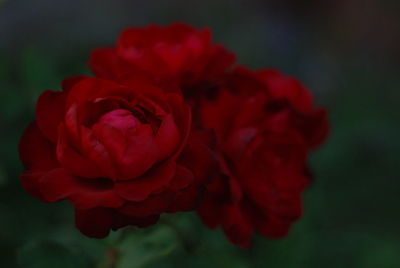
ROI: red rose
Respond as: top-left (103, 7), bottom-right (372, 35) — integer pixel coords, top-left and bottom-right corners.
top-left (19, 74), bottom-right (212, 238)
top-left (89, 23), bottom-right (235, 90)
top-left (19, 23), bottom-right (329, 248)
top-left (196, 67), bottom-right (329, 247)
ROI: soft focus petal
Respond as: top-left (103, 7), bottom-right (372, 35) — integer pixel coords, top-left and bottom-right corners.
top-left (222, 204), bottom-right (253, 248)
top-left (89, 48), bottom-right (133, 79)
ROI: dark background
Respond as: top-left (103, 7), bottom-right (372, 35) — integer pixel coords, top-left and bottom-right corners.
top-left (1, 0), bottom-right (399, 267)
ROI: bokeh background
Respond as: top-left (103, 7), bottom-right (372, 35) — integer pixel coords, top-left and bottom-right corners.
top-left (1, 0), bottom-right (399, 267)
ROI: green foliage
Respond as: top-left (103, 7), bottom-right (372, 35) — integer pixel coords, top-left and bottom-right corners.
top-left (17, 241), bottom-right (88, 268)
top-left (115, 226), bottom-right (177, 268)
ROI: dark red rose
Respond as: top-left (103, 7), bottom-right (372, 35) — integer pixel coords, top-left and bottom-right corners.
top-left (19, 74), bottom-right (213, 238)
top-left (196, 67), bottom-right (329, 247)
top-left (89, 23), bottom-right (235, 91)
top-left (20, 23), bottom-right (329, 248)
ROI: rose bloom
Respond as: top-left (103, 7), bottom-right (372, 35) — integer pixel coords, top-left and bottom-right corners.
top-left (196, 67), bottom-right (329, 247)
top-left (89, 23), bottom-right (235, 90)
top-left (19, 74), bottom-right (214, 238)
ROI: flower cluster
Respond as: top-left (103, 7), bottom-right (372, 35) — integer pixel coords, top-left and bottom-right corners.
top-left (19, 23), bottom-right (328, 247)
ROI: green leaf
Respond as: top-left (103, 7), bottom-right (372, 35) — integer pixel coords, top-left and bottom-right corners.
top-left (115, 226), bottom-right (177, 268)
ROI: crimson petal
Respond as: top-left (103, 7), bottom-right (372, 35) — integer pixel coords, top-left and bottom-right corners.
top-left (115, 162), bottom-right (176, 201)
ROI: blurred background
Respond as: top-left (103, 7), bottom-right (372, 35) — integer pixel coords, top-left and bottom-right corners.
top-left (1, 0), bottom-right (399, 267)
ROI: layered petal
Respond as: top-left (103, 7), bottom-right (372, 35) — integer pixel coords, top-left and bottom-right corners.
top-left (35, 91), bottom-right (67, 143)
top-left (57, 124), bottom-right (103, 178)
top-left (19, 122), bottom-right (59, 171)
top-left (91, 118), bottom-right (159, 181)
top-left (115, 161), bottom-right (176, 201)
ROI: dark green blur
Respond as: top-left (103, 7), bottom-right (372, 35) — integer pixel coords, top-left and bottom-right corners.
top-left (1, 0), bottom-right (399, 267)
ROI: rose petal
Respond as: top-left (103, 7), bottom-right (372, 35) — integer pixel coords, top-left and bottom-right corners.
top-left (92, 122), bottom-right (159, 180)
top-left (166, 93), bottom-right (191, 158)
top-left (155, 114), bottom-right (180, 160)
top-left (222, 204), bottom-right (253, 248)
top-left (88, 48), bottom-right (132, 79)
top-left (168, 165), bottom-right (193, 191)
top-left (79, 126), bottom-right (116, 179)
top-left (20, 171), bottom-right (46, 200)
top-left (75, 208), bottom-right (114, 238)
top-left (115, 161), bottom-right (176, 201)
top-left (34, 168), bottom-right (124, 209)
top-left (177, 139), bottom-right (218, 185)
top-left (197, 194), bottom-right (224, 229)
top-left (66, 77), bottom-right (134, 108)
top-left (19, 122), bottom-right (59, 171)
top-left (37, 168), bottom-right (77, 202)
top-left (68, 178), bottom-right (124, 210)
top-left (118, 192), bottom-right (173, 217)
top-left (57, 124), bottom-right (103, 178)
top-left (35, 90), bottom-right (66, 143)
top-left (62, 75), bottom-right (87, 92)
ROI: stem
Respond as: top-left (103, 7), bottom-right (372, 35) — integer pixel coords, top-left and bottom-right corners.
top-left (97, 247), bottom-right (119, 268)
